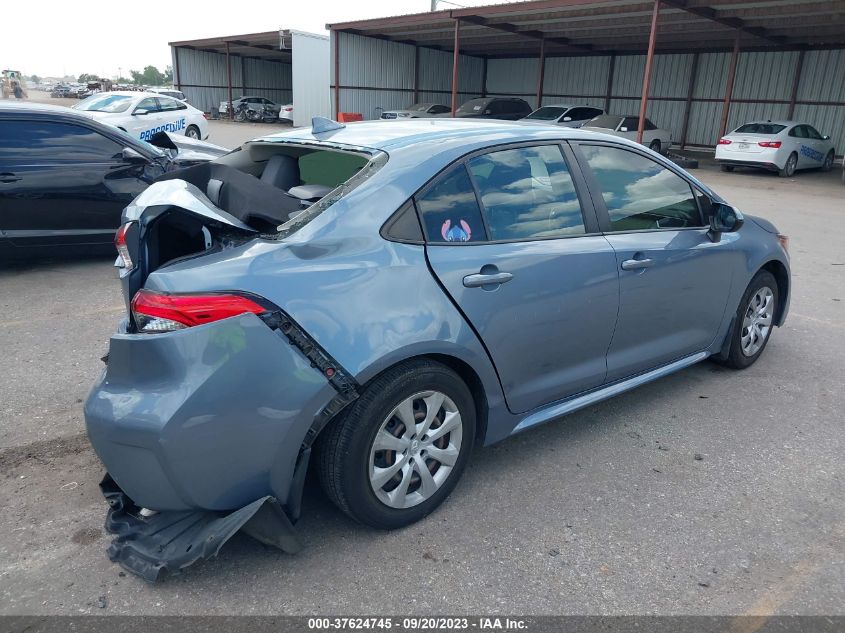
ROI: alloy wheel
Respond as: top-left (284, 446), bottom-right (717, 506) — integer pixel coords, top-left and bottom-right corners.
top-left (740, 286), bottom-right (774, 357)
top-left (786, 154), bottom-right (797, 176)
top-left (369, 390), bottom-right (463, 509)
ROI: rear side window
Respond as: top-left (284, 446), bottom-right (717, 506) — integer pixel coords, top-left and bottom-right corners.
top-left (416, 166), bottom-right (487, 243)
top-left (581, 144), bottom-right (703, 231)
top-left (468, 145), bottom-right (585, 240)
top-left (0, 120), bottom-right (122, 164)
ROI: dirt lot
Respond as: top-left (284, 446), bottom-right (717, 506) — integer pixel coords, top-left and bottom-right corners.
top-left (0, 114), bottom-right (843, 615)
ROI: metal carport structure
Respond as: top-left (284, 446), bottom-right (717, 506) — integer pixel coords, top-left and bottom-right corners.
top-left (327, 0), bottom-right (845, 154)
top-left (169, 30), bottom-right (331, 127)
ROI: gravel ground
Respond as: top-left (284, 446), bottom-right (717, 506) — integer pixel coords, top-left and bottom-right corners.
top-left (0, 134), bottom-right (843, 615)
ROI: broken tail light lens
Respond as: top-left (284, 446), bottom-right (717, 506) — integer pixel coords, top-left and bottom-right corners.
top-left (718, 138), bottom-right (732, 145)
top-left (115, 222), bottom-right (136, 271)
top-left (131, 289), bottom-right (268, 333)
top-left (758, 141), bottom-right (782, 148)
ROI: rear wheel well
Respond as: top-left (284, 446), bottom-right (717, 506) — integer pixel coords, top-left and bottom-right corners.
top-left (424, 354), bottom-right (489, 445)
top-left (760, 260), bottom-right (789, 325)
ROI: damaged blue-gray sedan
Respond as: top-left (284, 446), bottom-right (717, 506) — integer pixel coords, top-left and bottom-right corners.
top-left (85, 118), bottom-right (790, 581)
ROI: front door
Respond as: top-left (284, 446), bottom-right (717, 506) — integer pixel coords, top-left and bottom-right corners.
top-left (0, 118), bottom-right (150, 247)
top-left (574, 142), bottom-right (736, 381)
top-left (421, 143), bottom-right (619, 414)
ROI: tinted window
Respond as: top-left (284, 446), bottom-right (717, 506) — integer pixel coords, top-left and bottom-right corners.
top-left (789, 125), bottom-right (808, 139)
top-left (417, 166), bottom-right (487, 243)
top-left (581, 145), bottom-right (703, 231)
top-left (805, 126), bottom-right (823, 140)
top-left (468, 145), bottom-right (585, 240)
top-left (644, 119), bottom-right (657, 131)
top-left (457, 99), bottom-right (488, 114)
top-left (429, 105), bottom-right (450, 114)
top-left (735, 123), bottom-right (786, 135)
top-left (0, 120), bottom-right (123, 163)
top-left (566, 107), bottom-right (598, 121)
top-left (589, 115), bottom-right (622, 130)
top-left (621, 117), bottom-right (639, 132)
top-left (135, 97), bottom-right (159, 113)
top-left (158, 97), bottom-right (186, 111)
top-left (526, 106), bottom-right (567, 121)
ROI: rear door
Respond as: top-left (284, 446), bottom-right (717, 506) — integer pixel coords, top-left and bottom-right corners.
top-left (421, 143), bottom-right (619, 414)
top-left (573, 141), bottom-right (736, 381)
top-left (156, 96), bottom-right (189, 136)
top-left (0, 118), bottom-right (152, 248)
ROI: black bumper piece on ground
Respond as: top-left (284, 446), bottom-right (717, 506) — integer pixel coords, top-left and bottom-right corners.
top-left (100, 475), bottom-right (302, 582)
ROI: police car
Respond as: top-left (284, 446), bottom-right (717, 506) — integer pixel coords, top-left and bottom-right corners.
top-left (72, 91), bottom-right (209, 142)
top-left (716, 120), bottom-right (835, 177)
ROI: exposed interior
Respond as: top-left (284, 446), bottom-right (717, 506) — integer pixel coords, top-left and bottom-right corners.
top-left (136, 142), bottom-right (375, 281)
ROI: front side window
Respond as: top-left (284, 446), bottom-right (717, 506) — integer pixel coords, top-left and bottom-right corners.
top-left (135, 97), bottom-right (159, 114)
top-left (468, 145), bottom-right (585, 240)
top-left (429, 105), bottom-right (450, 114)
top-left (416, 166), bottom-right (487, 243)
top-left (565, 107), bottom-right (596, 121)
top-left (0, 120), bottom-right (123, 163)
top-left (805, 126), bottom-right (823, 140)
top-left (581, 145), bottom-right (703, 231)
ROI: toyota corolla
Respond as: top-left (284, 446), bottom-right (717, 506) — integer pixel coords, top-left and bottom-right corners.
top-left (84, 118), bottom-right (790, 580)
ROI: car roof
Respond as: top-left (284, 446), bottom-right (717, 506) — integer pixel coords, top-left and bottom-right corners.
top-left (735, 120), bottom-right (797, 127)
top-left (255, 118), bottom-right (641, 152)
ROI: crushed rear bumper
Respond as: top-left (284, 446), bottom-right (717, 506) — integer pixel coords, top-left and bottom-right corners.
top-left (100, 474), bottom-right (301, 582)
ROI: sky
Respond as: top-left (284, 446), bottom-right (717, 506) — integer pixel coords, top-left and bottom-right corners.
top-left (7, 0), bottom-right (507, 80)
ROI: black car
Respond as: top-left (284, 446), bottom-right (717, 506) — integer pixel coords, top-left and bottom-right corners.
top-left (0, 102), bottom-right (227, 257)
top-left (455, 97), bottom-right (532, 121)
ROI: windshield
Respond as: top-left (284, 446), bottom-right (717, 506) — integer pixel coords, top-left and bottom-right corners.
top-left (457, 99), bottom-right (488, 114)
top-left (408, 103), bottom-right (429, 112)
top-left (74, 94), bottom-right (133, 113)
top-left (585, 115), bottom-right (622, 130)
top-left (734, 123), bottom-right (786, 135)
top-left (525, 106), bottom-right (567, 121)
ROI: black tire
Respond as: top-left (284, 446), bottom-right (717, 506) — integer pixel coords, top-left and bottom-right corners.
top-left (185, 125), bottom-right (200, 139)
top-left (720, 164), bottom-right (735, 173)
top-left (316, 359), bottom-right (475, 529)
top-left (779, 152), bottom-right (798, 178)
top-left (720, 270), bottom-right (779, 370)
top-left (649, 140), bottom-right (661, 154)
top-left (822, 150), bottom-right (834, 172)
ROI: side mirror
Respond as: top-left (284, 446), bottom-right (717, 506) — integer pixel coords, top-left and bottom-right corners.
top-left (620, 126), bottom-right (628, 132)
top-left (823, 135), bottom-right (831, 140)
top-left (483, 109), bottom-right (492, 115)
top-left (562, 116), bottom-right (572, 122)
top-left (121, 147), bottom-right (148, 164)
top-left (708, 202), bottom-right (744, 242)
top-left (133, 108), bottom-right (150, 116)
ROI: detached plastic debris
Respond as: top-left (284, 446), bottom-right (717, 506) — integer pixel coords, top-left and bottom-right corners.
top-left (100, 474), bottom-right (302, 582)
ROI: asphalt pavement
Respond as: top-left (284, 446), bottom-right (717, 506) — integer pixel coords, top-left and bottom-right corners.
top-left (0, 153), bottom-right (843, 615)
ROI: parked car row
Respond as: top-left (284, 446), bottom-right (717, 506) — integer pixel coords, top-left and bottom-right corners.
top-left (381, 99), bottom-right (839, 177)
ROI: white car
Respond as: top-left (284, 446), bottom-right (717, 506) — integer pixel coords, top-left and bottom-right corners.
top-left (380, 103), bottom-right (452, 119)
top-left (520, 103), bottom-right (605, 128)
top-left (148, 87), bottom-right (188, 102)
top-left (716, 120), bottom-right (836, 178)
top-left (582, 114), bottom-right (672, 154)
top-left (279, 103), bottom-right (294, 123)
top-left (73, 91), bottom-right (209, 141)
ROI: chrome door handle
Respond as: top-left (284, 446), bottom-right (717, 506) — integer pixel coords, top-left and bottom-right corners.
top-left (463, 271), bottom-right (514, 288)
top-left (621, 258), bottom-right (654, 270)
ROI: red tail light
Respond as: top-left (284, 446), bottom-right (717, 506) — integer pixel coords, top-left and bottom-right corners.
top-left (718, 138), bottom-right (732, 145)
top-left (115, 222), bottom-right (136, 271)
top-left (131, 289), bottom-right (268, 333)
top-left (758, 141), bottom-right (782, 148)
